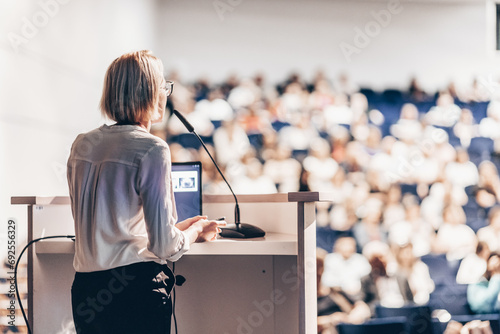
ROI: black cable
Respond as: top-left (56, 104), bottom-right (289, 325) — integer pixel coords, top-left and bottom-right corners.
top-left (14, 235), bottom-right (75, 334)
top-left (15, 236), bottom-right (183, 334)
top-left (172, 262), bottom-right (178, 334)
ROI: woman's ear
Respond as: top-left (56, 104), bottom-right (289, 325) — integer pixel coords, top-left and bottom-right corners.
top-left (151, 107), bottom-right (164, 124)
top-left (153, 93), bottom-right (167, 124)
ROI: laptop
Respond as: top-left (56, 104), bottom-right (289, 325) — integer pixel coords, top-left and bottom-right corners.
top-left (171, 161), bottom-right (202, 223)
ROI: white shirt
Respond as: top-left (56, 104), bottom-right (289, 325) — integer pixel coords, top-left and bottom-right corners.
top-left (388, 220), bottom-right (433, 257)
top-left (322, 252), bottom-right (371, 295)
top-left (436, 223), bottom-right (476, 261)
top-left (263, 158), bottom-right (301, 193)
top-left (377, 276), bottom-right (405, 308)
top-left (233, 175), bottom-right (278, 195)
top-left (456, 253), bottom-right (487, 284)
top-left (405, 261), bottom-right (435, 304)
top-left (67, 125), bottom-right (189, 272)
top-left (445, 161), bottom-right (479, 189)
top-left (303, 156), bottom-right (338, 191)
top-left (213, 125), bottom-right (251, 166)
top-left (477, 226), bottom-right (500, 253)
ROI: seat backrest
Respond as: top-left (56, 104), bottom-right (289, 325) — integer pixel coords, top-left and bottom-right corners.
top-left (375, 304), bottom-right (433, 334)
top-left (421, 254), bottom-right (460, 286)
top-left (337, 317), bottom-right (407, 334)
top-left (428, 284), bottom-right (471, 316)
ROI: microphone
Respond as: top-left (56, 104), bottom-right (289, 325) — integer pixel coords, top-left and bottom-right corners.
top-left (172, 109), bottom-right (265, 238)
top-left (173, 109), bottom-right (194, 132)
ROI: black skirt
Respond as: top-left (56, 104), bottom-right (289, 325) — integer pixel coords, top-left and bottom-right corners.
top-left (71, 261), bottom-right (173, 334)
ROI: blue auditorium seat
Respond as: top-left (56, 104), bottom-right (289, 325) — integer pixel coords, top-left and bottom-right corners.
top-left (468, 137), bottom-right (494, 166)
top-left (337, 317), bottom-right (408, 334)
top-left (170, 133), bottom-right (213, 149)
top-left (211, 120), bottom-right (222, 129)
top-left (382, 89), bottom-right (404, 105)
top-left (271, 120), bottom-right (290, 132)
top-left (462, 194), bottom-right (489, 232)
top-left (421, 254), bottom-right (461, 286)
top-left (375, 304), bottom-right (433, 334)
top-left (428, 283), bottom-right (471, 316)
top-left (466, 217), bottom-right (488, 233)
top-left (375, 102), bottom-right (401, 119)
top-left (292, 149), bottom-right (308, 162)
top-left (319, 131), bottom-right (330, 140)
top-left (375, 102), bottom-right (401, 136)
top-left (400, 183), bottom-right (419, 198)
top-left (359, 88), bottom-right (381, 105)
top-left (415, 101), bottom-right (436, 113)
top-left (491, 154), bottom-right (500, 175)
top-left (248, 133), bottom-right (263, 150)
top-left (433, 125), bottom-right (461, 147)
top-left (316, 226), bottom-right (352, 253)
top-left (468, 101), bottom-right (489, 123)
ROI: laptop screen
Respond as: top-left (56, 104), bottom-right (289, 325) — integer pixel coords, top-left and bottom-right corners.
top-left (171, 161), bottom-right (202, 223)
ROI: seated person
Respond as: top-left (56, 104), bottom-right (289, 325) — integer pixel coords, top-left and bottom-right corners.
top-left (352, 197), bottom-right (387, 250)
top-left (322, 237), bottom-right (371, 297)
top-left (393, 242), bottom-right (434, 305)
top-left (433, 204), bottom-right (476, 261)
top-left (317, 250), bottom-right (370, 334)
top-left (467, 252), bottom-right (500, 314)
top-left (478, 206), bottom-right (500, 254)
top-left (360, 241), bottom-right (414, 314)
top-left (457, 241), bottom-right (490, 284)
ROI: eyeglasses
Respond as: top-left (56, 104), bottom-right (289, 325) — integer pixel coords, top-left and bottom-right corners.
top-left (162, 81), bottom-right (174, 97)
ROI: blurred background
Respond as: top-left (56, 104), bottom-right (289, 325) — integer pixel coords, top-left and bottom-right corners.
top-left (3, 0), bottom-right (500, 333)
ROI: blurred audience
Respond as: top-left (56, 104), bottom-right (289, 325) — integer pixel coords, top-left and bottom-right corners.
top-left (154, 72), bottom-right (500, 327)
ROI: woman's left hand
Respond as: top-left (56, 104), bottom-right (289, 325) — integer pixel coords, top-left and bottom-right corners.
top-left (176, 215), bottom-right (208, 231)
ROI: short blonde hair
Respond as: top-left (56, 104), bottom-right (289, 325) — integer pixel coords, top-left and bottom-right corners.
top-left (100, 50), bottom-right (164, 124)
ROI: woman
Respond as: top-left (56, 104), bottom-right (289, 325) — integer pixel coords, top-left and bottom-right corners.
top-left (67, 50), bottom-right (225, 333)
top-left (317, 250), bottom-right (370, 334)
top-left (393, 243), bottom-right (434, 304)
top-left (477, 206), bottom-right (500, 254)
top-left (467, 253), bottom-right (500, 314)
top-left (433, 204), bottom-right (476, 261)
top-left (360, 241), bottom-right (414, 314)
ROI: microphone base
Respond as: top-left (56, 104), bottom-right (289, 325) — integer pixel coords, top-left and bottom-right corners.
top-left (220, 223), bottom-right (266, 239)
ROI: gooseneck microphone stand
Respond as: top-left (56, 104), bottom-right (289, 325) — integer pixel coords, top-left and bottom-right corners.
top-left (172, 109), bottom-right (265, 238)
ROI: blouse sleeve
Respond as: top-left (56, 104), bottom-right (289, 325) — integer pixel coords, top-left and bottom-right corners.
top-left (137, 143), bottom-right (189, 261)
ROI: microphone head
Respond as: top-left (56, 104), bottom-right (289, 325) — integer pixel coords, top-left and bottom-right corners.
top-left (173, 109), bottom-right (195, 132)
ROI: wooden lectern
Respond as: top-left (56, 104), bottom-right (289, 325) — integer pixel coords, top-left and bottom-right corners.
top-left (12, 192), bottom-right (333, 333)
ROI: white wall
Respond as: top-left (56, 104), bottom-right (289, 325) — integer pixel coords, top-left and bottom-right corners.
top-left (157, 0), bottom-right (499, 90)
top-left (1, 0), bottom-right (499, 248)
top-left (0, 0), bottom-right (158, 249)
